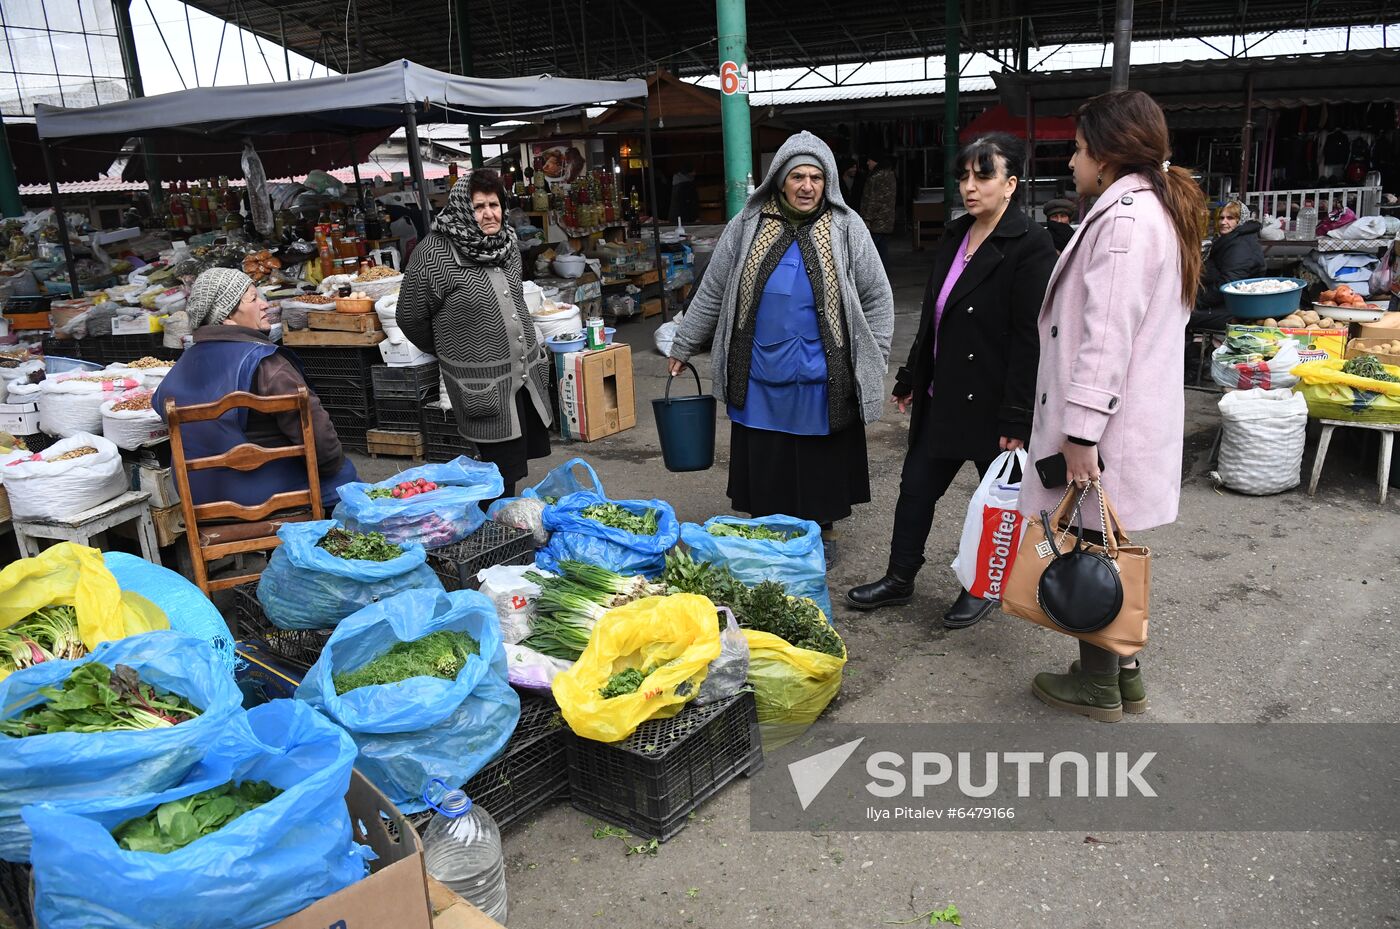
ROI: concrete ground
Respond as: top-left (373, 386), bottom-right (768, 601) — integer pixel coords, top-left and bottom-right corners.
top-left (351, 238), bottom-right (1400, 929)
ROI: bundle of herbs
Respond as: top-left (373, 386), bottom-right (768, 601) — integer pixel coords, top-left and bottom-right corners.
top-left (112, 780), bottom-right (283, 854)
top-left (0, 662), bottom-right (202, 738)
top-left (317, 527), bottom-right (403, 562)
top-left (1342, 354), bottom-right (1400, 383)
top-left (580, 502), bottom-right (659, 535)
top-left (598, 667), bottom-right (648, 699)
top-left (332, 630), bottom-right (479, 695)
top-left (0, 605), bottom-right (85, 675)
top-left (520, 563), bottom-right (668, 661)
top-left (705, 522), bottom-right (799, 543)
top-left (662, 551), bottom-right (844, 658)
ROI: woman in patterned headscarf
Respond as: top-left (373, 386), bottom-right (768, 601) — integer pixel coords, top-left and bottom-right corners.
top-left (398, 171), bottom-right (552, 497)
top-left (667, 131), bottom-right (894, 534)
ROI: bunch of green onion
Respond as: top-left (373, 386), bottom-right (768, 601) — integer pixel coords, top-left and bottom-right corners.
top-left (519, 562), bottom-right (667, 661)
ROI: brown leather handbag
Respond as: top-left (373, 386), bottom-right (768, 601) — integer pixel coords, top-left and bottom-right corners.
top-left (1001, 481), bottom-right (1152, 657)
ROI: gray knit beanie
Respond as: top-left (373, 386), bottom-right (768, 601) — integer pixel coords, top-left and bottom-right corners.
top-left (187, 267), bottom-right (254, 328)
top-left (778, 154), bottom-right (823, 184)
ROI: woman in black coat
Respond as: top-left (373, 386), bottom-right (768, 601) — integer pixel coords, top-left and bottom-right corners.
top-left (1191, 201), bottom-right (1265, 329)
top-left (847, 133), bottom-right (1056, 629)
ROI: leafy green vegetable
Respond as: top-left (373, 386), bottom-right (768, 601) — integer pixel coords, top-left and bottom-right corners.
top-left (366, 487), bottom-right (395, 500)
top-left (599, 667), bottom-right (646, 698)
top-left (317, 527), bottom-right (403, 562)
top-left (1342, 354), bottom-right (1400, 383)
top-left (0, 604), bottom-right (85, 675)
top-left (0, 662), bottom-right (202, 738)
top-left (580, 503), bottom-right (659, 535)
top-left (519, 565), bottom-right (666, 662)
top-left (332, 630), bottom-right (479, 694)
top-left (663, 552), bottom-right (844, 658)
top-left (112, 780), bottom-right (282, 854)
top-left (705, 522), bottom-right (798, 542)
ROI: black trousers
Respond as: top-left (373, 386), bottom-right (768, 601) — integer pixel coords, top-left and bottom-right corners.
top-left (889, 405), bottom-right (993, 574)
top-left (1066, 528), bottom-right (1141, 673)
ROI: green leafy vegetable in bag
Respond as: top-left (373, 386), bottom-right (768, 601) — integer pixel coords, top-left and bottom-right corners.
top-left (705, 522), bottom-right (799, 542)
top-left (598, 667), bottom-right (647, 699)
top-left (332, 630), bottom-right (479, 694)
top-left (1342, 354), bottom-right (1400, 383)
top-left (111, 780), bottom-right (283, 854)
top-left (316, 527), bottom-right (403, 562)
top-left (0, 662), bottom-right (202, 738)
top-left (0, 604), bottom-right (85, 675)
top-left (580, 503), bottom-right (659, 535)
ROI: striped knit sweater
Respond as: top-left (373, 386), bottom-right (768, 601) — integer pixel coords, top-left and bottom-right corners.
top-left (397, 232), bottom-right (552, 443)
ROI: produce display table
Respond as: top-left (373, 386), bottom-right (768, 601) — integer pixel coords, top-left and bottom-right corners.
top-left (1307, 418), bottom-right (1400, 505)
top-left (12, 489), bottom-right (159, 562)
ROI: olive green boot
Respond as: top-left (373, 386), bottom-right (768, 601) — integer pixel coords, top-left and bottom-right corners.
top-left (1070, 660), bottom-right (1147, 713)
top-left (1031, 669), bottom-right (1123, 723)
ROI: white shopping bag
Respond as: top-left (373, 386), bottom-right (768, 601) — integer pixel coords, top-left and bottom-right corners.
top-left (950, 449), bottom-right (1026, 601)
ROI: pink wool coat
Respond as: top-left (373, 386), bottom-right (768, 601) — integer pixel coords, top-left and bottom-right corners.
top-left (1019, 173), bottom-right (1190, 532)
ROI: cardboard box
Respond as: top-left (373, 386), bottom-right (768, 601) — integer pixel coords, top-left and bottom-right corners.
top-left (130, 464), bottom-right (180, 508)
top-left (150, 502), bottom-right (186, 547)
top-left (1355, 312), bottom-right (1400, 343)
top-left (0, 401), bottom-right (40, 435)
top-left (429, 878), bottom-right (507, 928)
top-left (1226, 324), bottom-right (1347, 361)
top-left (380, 339), bottom-right (436, 367)
top-left (553, 342), bottom-right (635, 442)
top-left (1346, 338), bottom-right (1400, 368)
top-left (268, 771), bottom-right (432, 929)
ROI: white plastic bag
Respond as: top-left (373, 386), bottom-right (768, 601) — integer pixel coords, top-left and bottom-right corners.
top-left (950, 449), bottom-right (1026, 601)
top-left (38, 370), bottom-right (143, 438)
top-left (6, 380), bottom-right (40, 405)
top-left (4, 432), bottom-right (128, 521)
top-left (654, 310), bottom-right (683, 356)
top-left (100, 389), bottom-right (168, 450)
top-left (475, 564), bottom-right (543, 645)
top-left (504, 642), bottom-right (573, 693)
top-left (530, 302), bottom-right (582, 342)
top-left (1214, 388), bottom-right (1309, 496)
top-left (1211, 339), bottom-right (1303, 390)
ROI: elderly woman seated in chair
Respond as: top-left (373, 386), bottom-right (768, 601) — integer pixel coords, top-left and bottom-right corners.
top-left (153, 267), bottom-right (357, 507)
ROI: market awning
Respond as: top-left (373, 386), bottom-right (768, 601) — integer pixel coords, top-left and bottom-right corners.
top-left (34, 60), bottom-right (649, 142)
top-left (4, 122), bottom-right (125, 186)
top-left (120, 129), bottom-right (396, 184)
top-left (958, 105), bottom-right (1077, 143)
top-left (994, 48), bottom-right (1400, 117)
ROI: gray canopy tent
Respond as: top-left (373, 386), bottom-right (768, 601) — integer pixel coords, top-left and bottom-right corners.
top-left (33, 59), bottom-right (654, 297)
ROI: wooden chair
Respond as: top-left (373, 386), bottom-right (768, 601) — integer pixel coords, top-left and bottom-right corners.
top-left (166, 388), bottom-right (325, 594)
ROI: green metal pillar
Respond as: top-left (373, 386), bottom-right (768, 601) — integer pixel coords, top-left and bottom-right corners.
top-left (111, 0), bottom-right (163, 207)
top-left (717, 0), bottom-right (752, 218)
top-left (0, 111), bottom-right (23, 217)
top-left (453, 0), bottom-right (485, 169)
top-left (943, 0), bottom-right (960, 210)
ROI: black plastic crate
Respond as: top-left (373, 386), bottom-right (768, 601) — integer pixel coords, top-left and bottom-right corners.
top-left (374, 396), bottom-right (425, 431)
top-left (80, 333), bottom-right (181, 365)
top-left (423, 403), bottom-right (457, 433)
top-left (426, 521), bottom-right (536, 589)
top-left (0, 859), bottom-right (32, 929)
top-left (462, 695), bottom-right (569, 831)
top-left (425, 443), bottom-right (465, 463)
top-left (288, 346), bottom-right (380, 380)
top-left (566, 691), bottom-right (764, 842)
top-left (312, 380), bottom-right (374, 411)
top-left (372, 362), bottom-right (439, 400)
top-left (5, 294), bottom-right (51, 316)
top-left (15, 432), bottom-right (56, 453)
top-left (231, 583), bottom-right (333, 670)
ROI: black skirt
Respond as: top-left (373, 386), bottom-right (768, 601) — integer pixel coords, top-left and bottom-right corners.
top-left (475, 389), bottom-right (551, 488)
top-left (727, 421), bottom-right (871, 525)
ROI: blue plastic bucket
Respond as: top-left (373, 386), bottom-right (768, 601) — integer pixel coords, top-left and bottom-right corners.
top-left (652, 362), bottom-right (716, 473)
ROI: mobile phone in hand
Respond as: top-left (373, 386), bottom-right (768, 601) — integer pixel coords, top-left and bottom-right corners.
top-left (1035, 451), bottom-right (1106, 489)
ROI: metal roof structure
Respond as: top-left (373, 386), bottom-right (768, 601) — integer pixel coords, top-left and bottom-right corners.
top-left (174, 1), bottom-right (1398, 83)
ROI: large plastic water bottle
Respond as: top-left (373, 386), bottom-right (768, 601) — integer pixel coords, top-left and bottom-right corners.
top-left (421, 780), bottom-right (508, 922)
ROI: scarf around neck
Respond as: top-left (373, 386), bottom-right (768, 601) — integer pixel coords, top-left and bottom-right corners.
top-left (434, 178), bottom-right (516, 266)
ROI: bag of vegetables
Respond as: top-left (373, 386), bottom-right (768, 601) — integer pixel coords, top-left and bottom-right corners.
top-left (25, 700), bottom-right (372, 929)
top-left (681, 515), bottom-right (833, 620)
top-left (295, 588), bottom-right (518, 813)
top-left (256, 520), bottom-right (443, 630)
top-left (552, 593), bottom-right (721, 743)
top-left (332, 455), bottom-right (504, 548)
top-left (0, 630), bottom-right (244, 862)
top-left (538, 491), bottom-right (681, 578)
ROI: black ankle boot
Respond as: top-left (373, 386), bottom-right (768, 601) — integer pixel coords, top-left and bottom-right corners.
top-left (942, 589), bottom-right (995, 629)
top-left (845, 566), bottom-right (917, 611)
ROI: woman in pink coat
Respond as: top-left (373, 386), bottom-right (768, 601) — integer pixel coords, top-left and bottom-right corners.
top-left (1020, 90), bottom-right (1206, 722)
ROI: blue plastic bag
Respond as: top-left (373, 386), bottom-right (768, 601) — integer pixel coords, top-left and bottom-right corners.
top-left (256, 519), bottom-right (443, 630)
top-left (485, 457), bottom-right (603, 524)
top-left (0, 630), bottom-right (243, 862)
top-left (333, 456), bottom-right (504, 548)
top-left (537, 491), bottom-right (681, 578)
top-left (25, 700), bottom-right (372, 929)
top-left (682, 515), bottom-right (833, 620)
top-left (102, 551), bottom-right (236, 674)
top-left (296, 588), bottom-right (519, 813)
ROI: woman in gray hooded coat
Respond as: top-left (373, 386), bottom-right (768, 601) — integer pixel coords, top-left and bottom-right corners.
top-left (668, 131), bottom-right (894, 529)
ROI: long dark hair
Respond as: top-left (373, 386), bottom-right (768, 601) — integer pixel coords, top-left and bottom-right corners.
top-left (1076, 90), bottom-right (1205, 303)
top-left (955, 132), bottom-right (1027, 203)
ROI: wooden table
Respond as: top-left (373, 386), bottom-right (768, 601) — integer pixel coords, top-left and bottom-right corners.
top-left (1307, 418), bottom-right (1400, 505)
top-left (12, 490), bottom-right (161, 562)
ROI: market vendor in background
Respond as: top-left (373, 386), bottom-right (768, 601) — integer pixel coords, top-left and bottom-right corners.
top-left (1042, 198), bottom-right (1077, 253)
top-left (153, 267), bottom-right (357, 507)
top-left (667, 131), bottom-right (894, 537)
top-left (397, 171), bottom-right (552, 498)
top-left (1190, 200), bottom-right (1265, 330)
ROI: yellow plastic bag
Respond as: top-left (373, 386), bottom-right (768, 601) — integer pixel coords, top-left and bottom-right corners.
top-left (743, 626), bottom-right (847, 750)
top-left (553, 593), bottom-right (721, 743)
top-left (1292, 359), bottom-right (1400, 423)
top-left (0, 543), bottom-right (168, 679)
